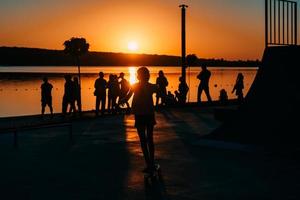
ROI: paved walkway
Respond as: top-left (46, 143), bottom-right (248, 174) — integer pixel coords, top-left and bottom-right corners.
top-left (1, 107), bottom-right (300, 200)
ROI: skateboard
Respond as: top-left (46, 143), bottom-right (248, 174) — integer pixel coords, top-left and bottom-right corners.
top-left (143, 164), bottom-right (161, 180)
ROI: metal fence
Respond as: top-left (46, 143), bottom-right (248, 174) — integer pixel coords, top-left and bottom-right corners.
top-left (265, 0), bottom-right (298, 47)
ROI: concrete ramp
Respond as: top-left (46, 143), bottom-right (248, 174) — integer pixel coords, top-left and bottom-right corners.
top-left (207, 46), bottom-right (300, 145)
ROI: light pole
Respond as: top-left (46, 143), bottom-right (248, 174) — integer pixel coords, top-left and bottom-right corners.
top-left (179, 4), bottom-right (188, 83)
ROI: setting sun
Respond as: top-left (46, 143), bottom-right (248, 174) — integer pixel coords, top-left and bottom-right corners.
top-left (128, 41), bottom-right (139, 51)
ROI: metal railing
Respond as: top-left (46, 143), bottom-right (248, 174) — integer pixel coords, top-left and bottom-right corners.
top-left (265, 0), bottom-right (298, 47)
top-left (0, 122), bottom-right (73, 148)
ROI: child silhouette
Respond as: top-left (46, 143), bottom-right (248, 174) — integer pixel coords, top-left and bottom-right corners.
top-left (120, 67), bottom-right (158, 173)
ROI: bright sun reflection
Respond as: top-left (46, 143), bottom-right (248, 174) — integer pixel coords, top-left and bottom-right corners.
top-left (129, 67), bottom-right (137, 85)
top-left (128, 41), bottom-right (138, 51)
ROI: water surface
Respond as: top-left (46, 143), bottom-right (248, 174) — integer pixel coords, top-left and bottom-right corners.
top-left (0, 66), bottom-right (257, 117)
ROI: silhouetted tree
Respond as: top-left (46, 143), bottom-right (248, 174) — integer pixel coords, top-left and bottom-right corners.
top-left (186, 54), bottom-right (198, 66)
top-left (63, 37), bottom-right (89, 113)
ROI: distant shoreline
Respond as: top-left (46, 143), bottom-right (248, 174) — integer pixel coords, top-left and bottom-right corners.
top-left (0, 47), bottom-right (261, 67)
top-left (0, 72), bottom-right (97, 78)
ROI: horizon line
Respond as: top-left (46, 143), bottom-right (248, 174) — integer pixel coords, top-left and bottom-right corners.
top-left (0, 46), bottom-right (261, 62)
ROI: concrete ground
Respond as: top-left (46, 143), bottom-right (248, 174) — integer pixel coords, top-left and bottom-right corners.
top-left (1, 107), bottom-right (300, 200)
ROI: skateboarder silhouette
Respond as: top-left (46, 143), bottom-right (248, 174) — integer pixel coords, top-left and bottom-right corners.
top-left (120, 67), bottom-right (159, 175)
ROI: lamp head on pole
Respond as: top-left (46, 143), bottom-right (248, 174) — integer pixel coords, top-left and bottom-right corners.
top-left (179, 4), bottom-right (188, 9)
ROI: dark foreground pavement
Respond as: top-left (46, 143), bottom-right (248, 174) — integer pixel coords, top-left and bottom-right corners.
top-left (1, 107), bottom-right (300, 200)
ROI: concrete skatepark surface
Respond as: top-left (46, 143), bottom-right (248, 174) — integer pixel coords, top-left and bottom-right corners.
top-left (1, 107), bottom-right (300, 200)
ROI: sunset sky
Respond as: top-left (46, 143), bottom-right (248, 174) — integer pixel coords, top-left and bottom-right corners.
top-left (1, 0), bottom-right (298, 60)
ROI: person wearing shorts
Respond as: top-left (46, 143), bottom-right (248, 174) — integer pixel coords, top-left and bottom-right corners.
top-left (120, 67), bottom-right (158, 173)
top-left (41, 77), bottom-right (53, 117)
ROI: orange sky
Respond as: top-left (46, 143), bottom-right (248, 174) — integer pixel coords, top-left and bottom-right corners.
top-left (0, 0), bottom-right (283, 60)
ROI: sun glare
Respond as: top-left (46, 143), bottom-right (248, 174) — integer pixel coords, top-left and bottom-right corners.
top-left (128, 67), bottom-right (137, 85)
top-left (128, 41), bottom-right (138, 51)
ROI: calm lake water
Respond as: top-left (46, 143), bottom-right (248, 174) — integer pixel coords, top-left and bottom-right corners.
top-left (0, 66), bottom-right (257, 117)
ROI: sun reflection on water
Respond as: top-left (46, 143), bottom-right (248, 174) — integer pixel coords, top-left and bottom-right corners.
top-left (0, 67), bottom-right (257, 117)
top-left (128, 67), bottom-right (137, 85)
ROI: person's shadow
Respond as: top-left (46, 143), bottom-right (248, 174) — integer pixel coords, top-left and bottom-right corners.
top-left (143, 171), bottom-right (168, 200)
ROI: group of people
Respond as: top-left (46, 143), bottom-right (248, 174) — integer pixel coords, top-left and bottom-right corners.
top-left (218, 72), bottom-right (245, 105)
top-left (196, 65), bottom-right (245, 105)
top-left (41, 75), bottom-right (81, 118)
top-left (40, 66), bottom-right (245, 117)
top-left (62, 75), bottom-right (81, 116)
top-left (94, 69), bottom-right (191, 116)
top-left (94, 72), bottom-right (131, 115)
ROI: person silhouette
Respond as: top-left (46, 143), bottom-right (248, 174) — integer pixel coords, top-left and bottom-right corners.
top-left (69, 77), bottom-right (81, 113)
top-left (120, 67), bottom-right (158, 174)
top-left (62, 74), bottom-right (75, 116)
top-left (118, 72), bottom-right (130, 110)
top-left (41, 76), bottom-right (53, 117)
top-left (94, 72), bottom-right (107, 116)
top-left (156, 70), bottom-right (168, 106)
top-left (232, 73), bottom-right (244, 103)
top-left (107, 74), bottom-right (120, 114)
top-left (165, 91), bottom-right (176, 106)
top-left (197, 65), bottom-right (212, 103)
top-left (219, 89), bottom-right (228, 105)
top-left (175, 76), bottom-right (189, 104)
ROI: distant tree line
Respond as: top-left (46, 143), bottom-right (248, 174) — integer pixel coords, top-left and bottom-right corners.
top-left (0, 47), bottom-right (260, 67)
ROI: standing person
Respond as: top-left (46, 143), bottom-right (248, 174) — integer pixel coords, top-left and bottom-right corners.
top-left (41, 77), bottom-right (53, 117)
top-left (120, 67), bottom-right (158, 174)
top-left (197, 65), bottom-right (212, 103)
top-left (107, 74), bottom-right (120, 114)
top-left (118, 72), bottom-right (130, 110)
top-left (175, 76), bottom-right (189, 104)
top-left (62, 75), bottom-right (75, 116)
top-left (232, 73), bottom-right (244, 103)
top-left (69, 77), bottom-right (81, 113)
top-left (156, 70), bottom-right (168, 106)
top-left (94, 72), bottom-right (107, 116)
